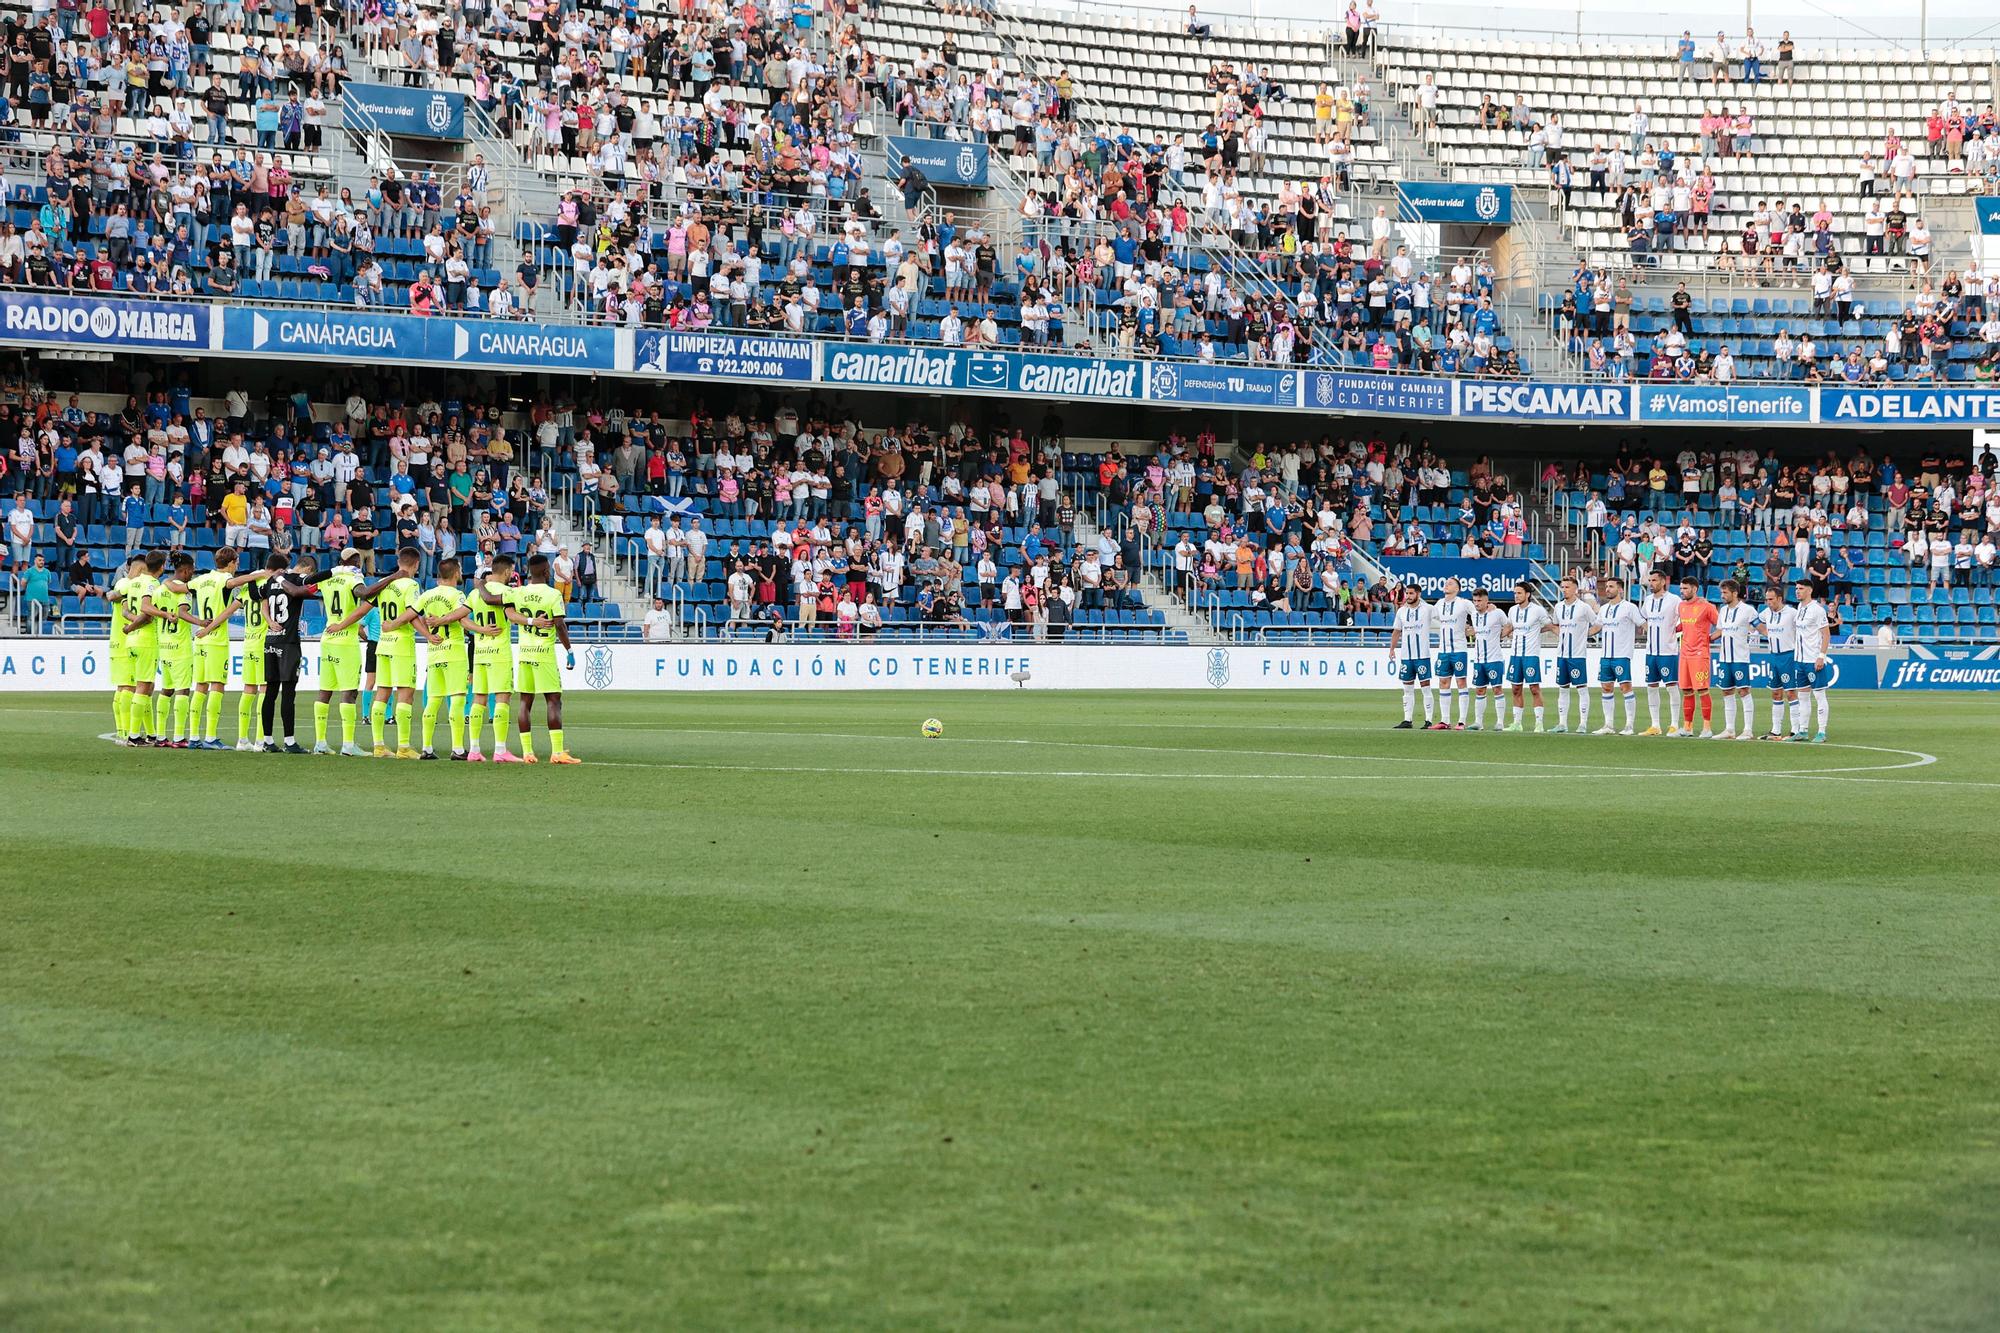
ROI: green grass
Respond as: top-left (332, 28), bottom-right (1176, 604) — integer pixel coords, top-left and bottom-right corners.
top-left (3, 688), bottom-right (1998, 1331)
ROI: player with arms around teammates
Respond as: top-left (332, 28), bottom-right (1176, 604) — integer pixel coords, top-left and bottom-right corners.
top-left (1464, 588), bottom-right (1510, 730)
top-left (1675, 576), bottom-right (1720, 739)
top-left (1550, 574), bottom-right (1598, 734)
top-left (1592, 576), bottom-right (1641, 734)
top-left (1388, 585), bottom-right (1435, 729)
top-left (1638, 568), bottom-right (1686, 737)
top-left (1500, 583), bottom-right (1550, 732)
top-left (1430, 577), bottom-right (1474, 729)
top-left (1712, 579), bottom-right (1760, 741)
top-left (1789, 578), bottom-right (1833, 743)
top-left (495, 552), bottom-right (581, 763)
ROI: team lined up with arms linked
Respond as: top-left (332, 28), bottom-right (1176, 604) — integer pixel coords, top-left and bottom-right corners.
top-left (103, 544), bottom-right (582, 763)
top-left (1388, 568), bottom-right (1836, 740)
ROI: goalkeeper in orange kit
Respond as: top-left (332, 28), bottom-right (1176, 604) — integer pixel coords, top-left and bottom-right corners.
top-left (1677, 575), bottom-right (1720, 739)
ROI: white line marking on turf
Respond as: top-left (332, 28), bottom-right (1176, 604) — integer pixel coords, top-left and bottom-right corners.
top-left (578, 724), bottom-right (1940, 780)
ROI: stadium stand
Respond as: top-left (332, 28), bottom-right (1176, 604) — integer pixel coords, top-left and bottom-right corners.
top-left (1377, 33), bottom-right (1996, 274)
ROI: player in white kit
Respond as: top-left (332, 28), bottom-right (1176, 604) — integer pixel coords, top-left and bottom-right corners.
top-left (1429, 578), bottom-right (1475, 729)
top-left (1639, 569), bottom-right (1685, 736)
top-left (1790, 577), bottom-right (1832, 742)
top-left (1550, 574), bottom-right (1598, 734)
top-left (1466, 588), bottom-right (1510, 730)
top-left (1593, 576), bottom-right (1642, 735)
top-left (1712, 579), bottom-right (1760, 740)
top-left (1388, 586), bottom-right (1435, 729)
top-left (1503, 583), bottom-right (1551, 732)
top-left (1755, 585), bottom-right (1799, 740)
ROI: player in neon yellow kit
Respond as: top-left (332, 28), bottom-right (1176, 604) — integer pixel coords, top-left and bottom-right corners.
top-left (107, 554), bottom-right (148, 744)
top-left (505, 552), bottom-right (579, 764)
top-left (312, 548), bottom-right (403, 756)
top-left (466, 552), bottom-right (518, 763)
top-left (118, 551), bottom-right (168, 745)
top-left (153, 552), bottom-right (201, 748)
top-left (229, 558), bottom-right (278, 750)
top-left (367, 547), bottom-right (427, 759)
top-left (415, 557), bottom-right (472, 760)
top-left (185, 549), bottom-right (267, 751)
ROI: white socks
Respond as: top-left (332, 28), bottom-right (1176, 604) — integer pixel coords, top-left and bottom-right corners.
top-left (1402, 684), bottom-right (1416, 721)
top-left (1814, 689), bottom-right (1830, 732)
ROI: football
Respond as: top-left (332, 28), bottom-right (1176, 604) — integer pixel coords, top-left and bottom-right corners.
top-left (921, 718), bottom-right (944, 738)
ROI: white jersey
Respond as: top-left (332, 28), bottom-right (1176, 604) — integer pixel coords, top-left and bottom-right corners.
top-left (1433, 594), bottom-right (1472, 653)
top-left (1794, 600), bottom-right (1830, 662)
top-left (1640, 591), bottom-right (1683, 656)
top-left (1714, 602), bottom-right (1758, 664)
top-left (1757, 604), bottom-right (1798, 654)
top-left (1554, 598), bottom-right (1597, 658)
top-left (1391, 603), bottom-right (1430, 662)
top-left (1469, 606), bottom-right (1509, 664)
top-left (1596, 599), bottom-right (1641, 657)
top-left (1508, 602), bottom-right (1550, 660)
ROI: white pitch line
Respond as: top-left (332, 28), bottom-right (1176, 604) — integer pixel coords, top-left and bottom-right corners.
top-left (567, 723), bottom-right (1940, 780)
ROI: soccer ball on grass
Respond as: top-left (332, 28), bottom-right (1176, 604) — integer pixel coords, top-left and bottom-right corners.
top-left (921, 718), bottom-right (945, 739)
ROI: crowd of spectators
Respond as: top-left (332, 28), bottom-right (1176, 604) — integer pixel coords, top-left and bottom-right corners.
top-left (568, 397), bottom-right (1162, 640)
top-left (1558, 443), bottom-right (2000, 607)
top-left (0, 369), bottom-right (616, 630)
top-left (1557, 258), bottom-right (2000, 383)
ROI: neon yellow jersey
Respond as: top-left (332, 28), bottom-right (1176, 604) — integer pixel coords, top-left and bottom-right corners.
top-left (156, 582), bottom-right (193, 657)
top-left (120, 575), bottom-right (161, 648)
top-left (188, 569), bottom-right (232, 625)
top-left (511, 583), bottom-right (566, 657)
top-left (375, 576), bottom-right (423, 654)
top-left (416, 586), bottom-right (467, 649)
top-left (109, 575), bottom-right (132, 648)
top-left (319, 569), bottom-right (366, 642)
top-left (469, 583), bottom-right (514, 659)
top-left (241, 574), bottom-right (271, 642)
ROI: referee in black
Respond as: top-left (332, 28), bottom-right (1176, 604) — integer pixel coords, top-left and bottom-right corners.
top-left (260, 552), bottom-right (328, 753)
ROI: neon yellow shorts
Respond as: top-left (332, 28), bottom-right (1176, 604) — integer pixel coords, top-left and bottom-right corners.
top-left (376, 649), bottom-right (417, 691)
top-left (426, 657), bottom-right (468, 700)
top-left (472, 657), bottom-right (513, 697)
top-left (128, 642), bottom-right (159, 684)
top-left (159, 650), bottom-right (195, 691)
top-left (514, 656), bottom-right (563, 697)
top-left (242, 638), bottom-right (267, 687)
top-left (110, 643), bottom-right (134, 689)
top-left (320, 639), bottom-right (363, 692)
top-left (197, 640), bottom-right (232, 686)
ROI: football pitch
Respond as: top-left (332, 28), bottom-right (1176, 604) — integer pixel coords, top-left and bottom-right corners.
top-left (3, 688), bottom-right (1997, 1331)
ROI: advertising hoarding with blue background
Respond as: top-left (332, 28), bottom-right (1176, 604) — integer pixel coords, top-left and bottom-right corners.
top-left (342, 82), bottom-right (466, 140)
top-left (1304, 370), bottom-right (1452, 416)
top-left (1396, 182), bottom-right (1513, 226)
top-left (1384, 558), bottom-right (1534, 596)
top-left (822, 343), bottom-right (1143, 402)
top-left (1638, 384), bottom-right (1812, 424)
top-left (0, 293), bottom-right (209, 351)
top-left (220, 308), bottom-right (614, 372)
top-left (887, 135), bottom-right (990, 188)
top-left (637, 331), bottom-right (815, 383)
top-left (1146, 361), bottom-right (1297, 409)
top-left (1459, 381), bottom-right (1633, 422)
